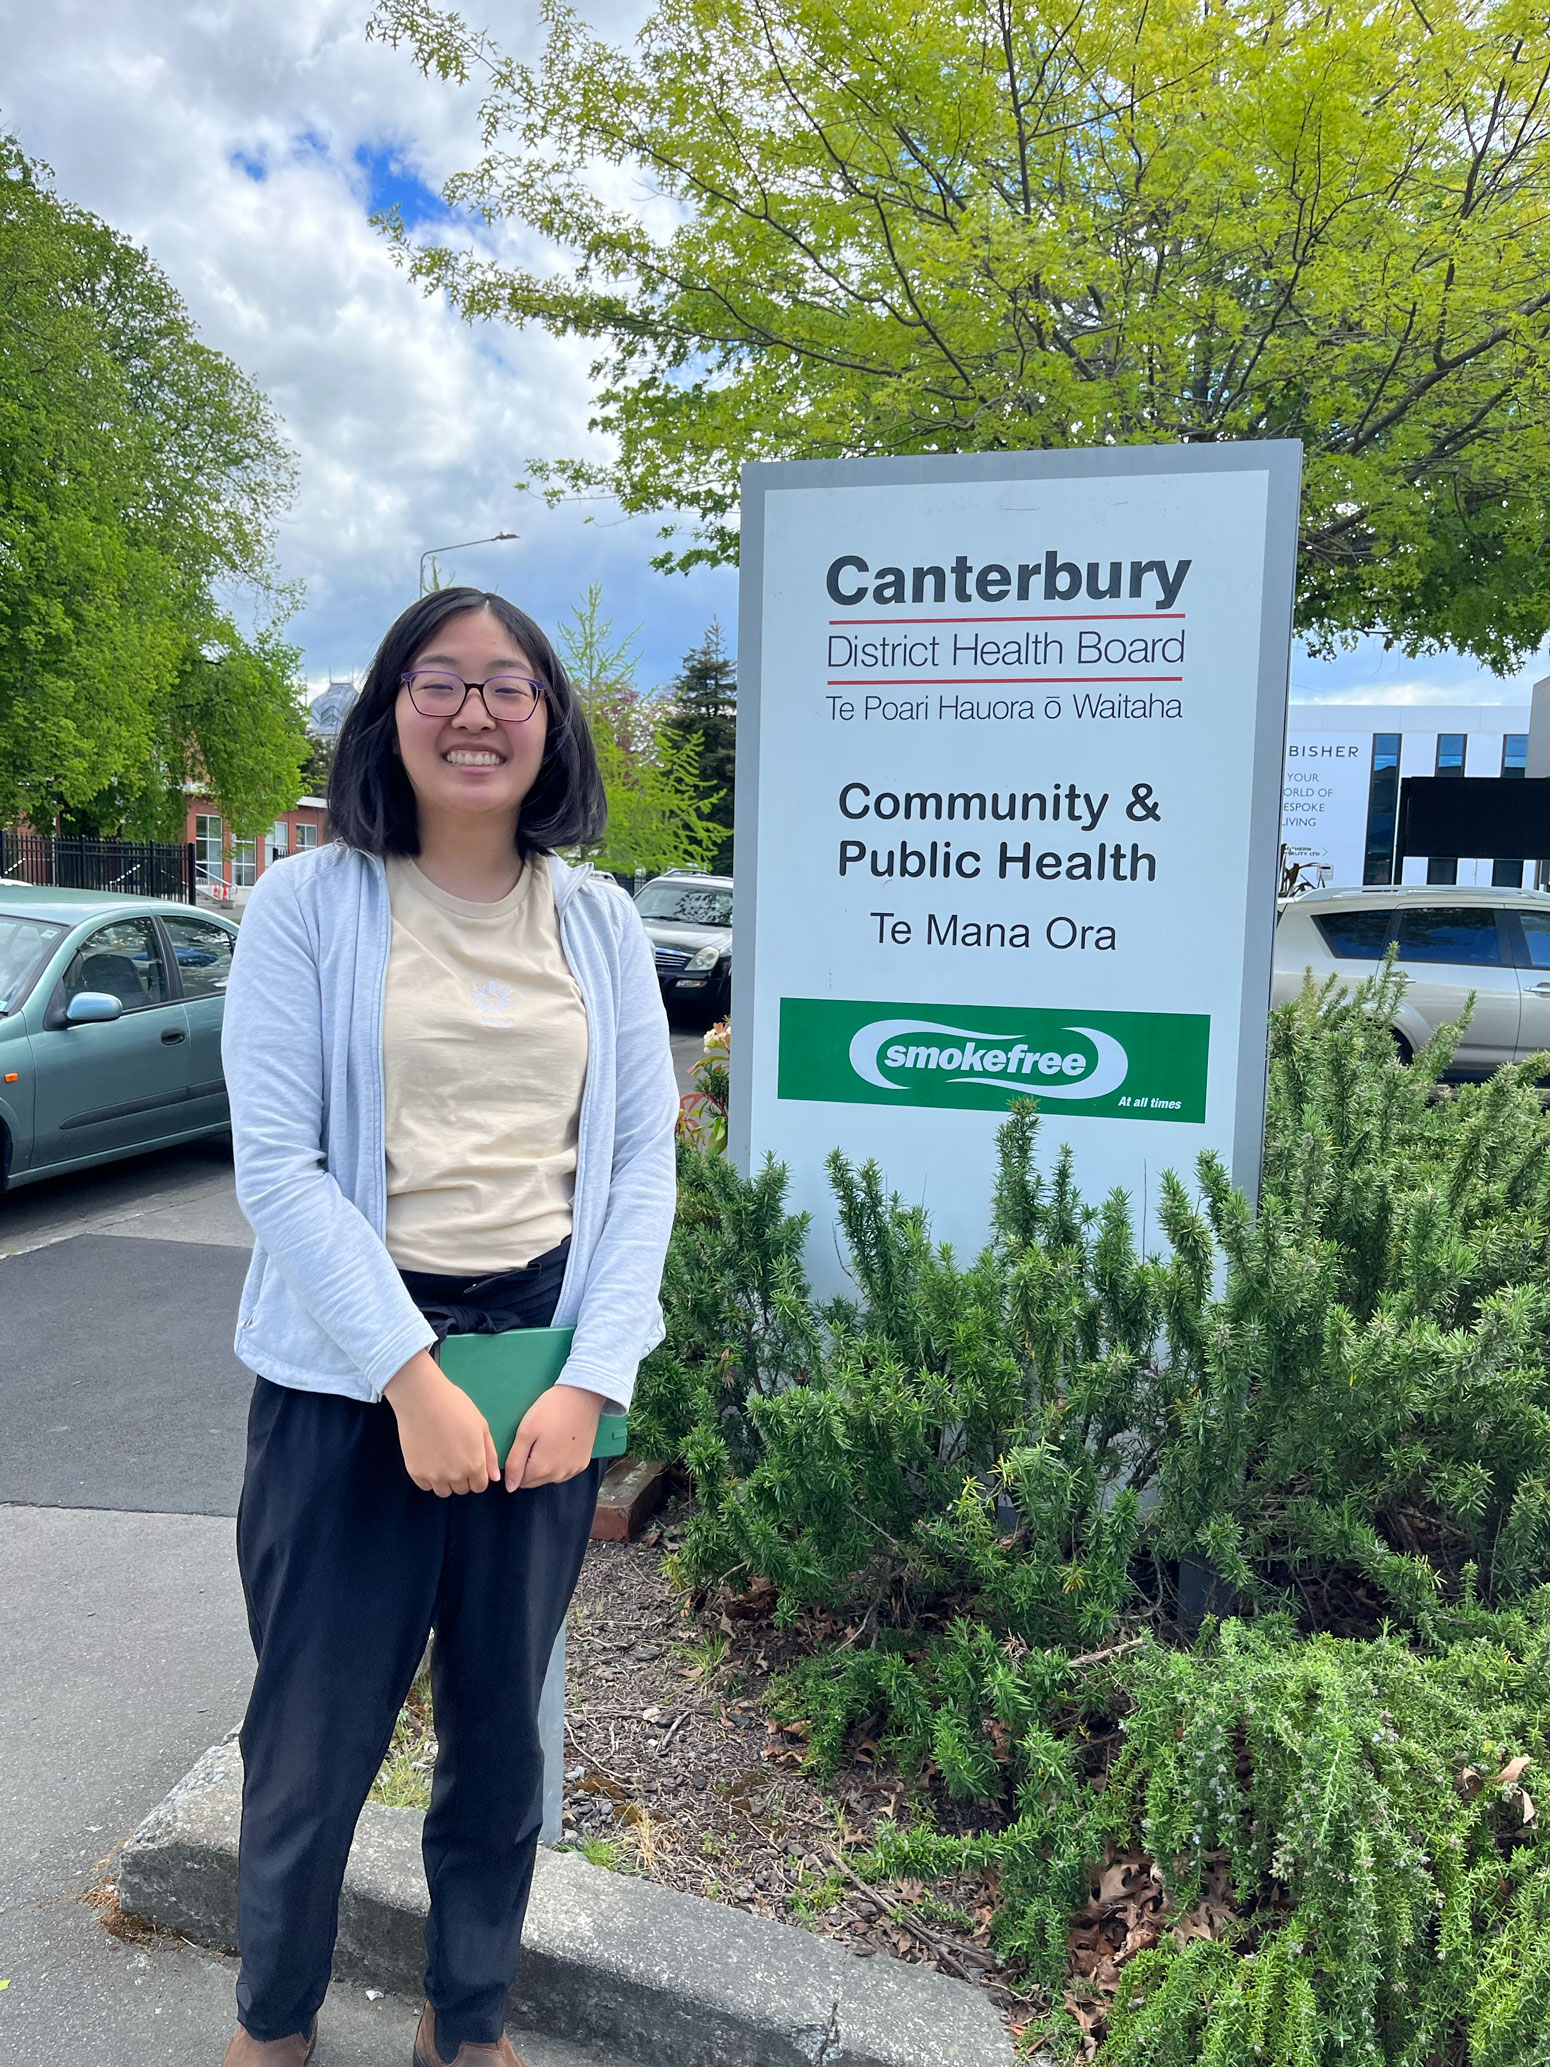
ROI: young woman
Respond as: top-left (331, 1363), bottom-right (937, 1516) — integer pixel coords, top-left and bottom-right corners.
top-left (218, 588), bottom-right (678, 2067)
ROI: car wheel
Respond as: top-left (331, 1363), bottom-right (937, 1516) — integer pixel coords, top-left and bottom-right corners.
top-left (1390, 1029), bottom-right (1414, 1065)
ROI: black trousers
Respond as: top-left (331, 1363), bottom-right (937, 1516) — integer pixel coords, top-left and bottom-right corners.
top-left (234, 1243), bottom-right (599, 2054)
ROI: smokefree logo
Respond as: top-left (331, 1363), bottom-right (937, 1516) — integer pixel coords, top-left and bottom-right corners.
top-left (852, 1018), bottom-right (1129, 1099)
top-left (778, 999), bottom-right (1209, 1121)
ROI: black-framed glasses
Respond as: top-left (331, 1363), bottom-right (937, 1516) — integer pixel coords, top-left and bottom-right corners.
top-left (400, 669), bottom-right (546, 722)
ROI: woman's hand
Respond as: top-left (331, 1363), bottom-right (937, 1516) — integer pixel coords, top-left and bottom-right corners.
top-left (384, 1350), bottom-right (500, 1496)
top-left (505, 1383), bottom-right (607, 1491)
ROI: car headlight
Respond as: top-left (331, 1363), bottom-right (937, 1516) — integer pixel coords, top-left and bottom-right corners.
top-left (688, 945), bottom-right (721, 971)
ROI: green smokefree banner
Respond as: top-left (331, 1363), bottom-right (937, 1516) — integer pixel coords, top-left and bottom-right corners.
top-left (778, 997), bottom-right (1210, 1122)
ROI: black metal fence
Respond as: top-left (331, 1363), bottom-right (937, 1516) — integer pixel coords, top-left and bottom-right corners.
top-left (0, 831), bottom-right (196, 903)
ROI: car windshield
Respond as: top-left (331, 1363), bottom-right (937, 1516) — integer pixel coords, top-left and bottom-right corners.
top-left (0, 912), bottom-right (66, 1013)
top-left (636, 883), bottom-right (733, 927)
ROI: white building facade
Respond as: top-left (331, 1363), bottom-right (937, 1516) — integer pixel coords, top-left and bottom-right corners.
top-left (1283, 702), bottom-right (1533, 892)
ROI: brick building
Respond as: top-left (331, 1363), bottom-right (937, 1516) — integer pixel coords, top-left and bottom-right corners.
top-left (184, 794), bottom-right (329, 908)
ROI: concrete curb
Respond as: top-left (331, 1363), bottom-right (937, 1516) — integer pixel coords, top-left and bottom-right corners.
top-left (119, 1739), bottom-right (1018, 2067)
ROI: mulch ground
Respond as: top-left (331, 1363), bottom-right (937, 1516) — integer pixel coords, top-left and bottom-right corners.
top-left (561, 1502), bottom-right (1024, 2003)
top-left (374, 1487), bottom-right (1037, 2030)
top-left (372, 1486), bottom-right (1228, 2055)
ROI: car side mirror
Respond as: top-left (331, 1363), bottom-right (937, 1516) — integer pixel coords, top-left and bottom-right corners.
top-left (65, 991), bottom-right (123, 1026)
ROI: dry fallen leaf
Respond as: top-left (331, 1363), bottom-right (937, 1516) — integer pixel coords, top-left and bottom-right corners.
top-left (1493, 1755), bottom-right (1532, 1790)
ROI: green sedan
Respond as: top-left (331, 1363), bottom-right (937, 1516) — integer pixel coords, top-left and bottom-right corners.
top-left (0, 886), bottom-right (239, 1192)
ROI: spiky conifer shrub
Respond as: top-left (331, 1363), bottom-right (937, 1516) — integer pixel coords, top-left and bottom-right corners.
top-left (1160, 967), bottom-right (1550, 1625)
top-left (634, 963), bottom-right (1550, 1634)
top-left (663, 1119), bottom-right (1152, 1652)
top-left (840, 1613), bottom-right (1550, 2062)
top-left (623, 1137), bottom-right (818, 1465)
top-left (1095, 1616), bottom-right (1550, 2067)
top-left (625, 969), bottom-right (1550, 2058)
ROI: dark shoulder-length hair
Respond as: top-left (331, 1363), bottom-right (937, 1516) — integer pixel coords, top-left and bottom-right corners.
top-left (327, 587), bottom-right (607, 859)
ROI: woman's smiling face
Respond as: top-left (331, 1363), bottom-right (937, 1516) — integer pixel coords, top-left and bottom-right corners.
top-left (394, 606), bottom-right (549, 826)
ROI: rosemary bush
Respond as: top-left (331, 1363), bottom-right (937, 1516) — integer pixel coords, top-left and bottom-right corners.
top-left (1097, 1616), bottom-right (1550, 2067)
top-left (630, 968), bottom-right (1550, 2059)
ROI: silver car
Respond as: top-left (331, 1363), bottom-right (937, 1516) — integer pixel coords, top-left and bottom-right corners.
top-left (1272, 884), bottom-right (1550, 1071)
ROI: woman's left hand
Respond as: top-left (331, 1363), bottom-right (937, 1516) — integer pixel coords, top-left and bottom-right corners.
top-left (505, 1383), bottom-right (608, 1490)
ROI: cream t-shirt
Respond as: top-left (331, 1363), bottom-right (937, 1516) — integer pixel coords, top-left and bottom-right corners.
top-left (381, 857), bottom-right (589, 1274)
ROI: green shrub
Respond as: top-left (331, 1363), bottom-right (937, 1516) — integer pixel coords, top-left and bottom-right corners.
top-left (635, 964), bottom-right (1550, 1637)
top-left (1098, 1617), bottom-right (1550, 2067)
top-left (625, 1138), bottom-right (818, 1466)
top-left (626, 968), bottom-right (1550, 2059)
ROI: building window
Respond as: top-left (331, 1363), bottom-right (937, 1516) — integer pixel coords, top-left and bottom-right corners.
top-left (194, 813), bottom-right (224, 881)
top-left (1493, 734), bottom-right (1529, 886)
top-left (232, 837), bottom-right (257, 889)
top-left (1362, 734), bottom-right (1402, 885)
top-left (295, 822), bottom-right (318, 850)
top-left (271, 820), bottom-right (289, 859)
top-left (1426, 733), bottom-right (1466, 884)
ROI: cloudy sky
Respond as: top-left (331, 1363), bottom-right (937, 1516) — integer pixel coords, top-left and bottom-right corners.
top-left (4, 0), bottom-right (1544, 711)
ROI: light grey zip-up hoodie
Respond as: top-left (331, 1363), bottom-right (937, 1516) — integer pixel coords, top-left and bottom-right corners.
top-left (220, 841), bottom-right (678, 1412)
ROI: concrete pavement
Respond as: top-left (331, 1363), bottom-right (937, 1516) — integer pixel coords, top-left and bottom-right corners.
top-left (0, 1495), bottom-right (671, 2067)
top-left (123, 1738), bottom-right (1018, 2067)
top-left (0, 1503), bottom-right (253, 2064)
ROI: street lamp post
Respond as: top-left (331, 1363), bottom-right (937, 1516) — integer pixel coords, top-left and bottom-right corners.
top-left (418, 531), bottom-right (520, 595)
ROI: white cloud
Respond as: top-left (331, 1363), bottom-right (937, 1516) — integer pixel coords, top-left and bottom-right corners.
top-left (1291, 632), bottom-right (1550, 706)
top-left (2, 0), bottom-right (734, 695)
top-left (1292, 679), bottom-right (1534, 707)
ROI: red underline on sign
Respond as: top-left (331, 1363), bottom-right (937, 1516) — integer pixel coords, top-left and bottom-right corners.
top-left (828, 612), bottom-right (1187, 625)
top-left (827, 676), bottom-right (1185, 686)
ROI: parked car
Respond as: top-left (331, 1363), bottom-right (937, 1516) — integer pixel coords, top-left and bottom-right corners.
top-left (634, 869), bottom-right (733, 1020)
top-left (0, 886), bottom-right (238, 1192)
top-left (1272, 884), bottom-right (1550, 1073)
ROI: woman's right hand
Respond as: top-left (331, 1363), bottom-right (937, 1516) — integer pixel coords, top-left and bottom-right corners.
top-left (383, 1350), bottom-right (500, 1496)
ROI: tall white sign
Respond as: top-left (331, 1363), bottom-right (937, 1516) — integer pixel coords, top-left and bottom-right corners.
top-left (731, 446), bottom-right (1301, 1279)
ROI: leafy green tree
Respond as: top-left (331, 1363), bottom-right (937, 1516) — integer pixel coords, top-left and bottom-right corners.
top-left (375, 0), bottom-right (1550, 668)
top-left (557, 585), bottom-right (723, 876)
top-left (0, 139), bottom-right (305, 836)
top-left (663, 621), bottom-right (735, 874)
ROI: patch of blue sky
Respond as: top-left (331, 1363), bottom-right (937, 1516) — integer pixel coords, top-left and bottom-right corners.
top-left (353, 142), bottom-right (452, 228)
top-left (231, 149), bottom-right (267, 182)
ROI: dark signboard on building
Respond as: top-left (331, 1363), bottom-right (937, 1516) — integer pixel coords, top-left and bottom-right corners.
top-left (1396, 777), bottom-right (1550, 861)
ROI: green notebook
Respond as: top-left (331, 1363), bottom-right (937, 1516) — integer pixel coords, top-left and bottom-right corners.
top-left (437, 1325), bottom-right (629, 1461)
